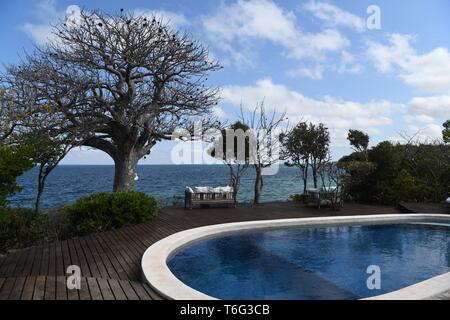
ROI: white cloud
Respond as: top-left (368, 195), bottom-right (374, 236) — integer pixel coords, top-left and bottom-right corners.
top-left (409, 95), bottom-right (450, 118)
top-left (368, 33), bottom-right (450, 93)
top-left (21, 0), bottom-right (62, 44)
top-left (406, 123), bottom-right (444, 141)
top-left (134, 9), bottom-right (188, 29)
top-left (334, 50), bottom-right (364, 75)
top-left (302, 0), bottom-right (365, 32)
top-left (288, 64), bottom-right (324, 80)
top-left (22, 1), bottom-right (188, 44)
top-left (221, 78), bottom-right (397, 146)
top-left (202, 0), bottom-right (349, 65)
top-left (212, 106), bottom-right (228, 119)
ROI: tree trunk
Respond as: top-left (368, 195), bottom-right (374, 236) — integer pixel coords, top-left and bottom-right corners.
top-left (34, 165), bottom-right (46, 214)
top-left (113, 151), bottom-right (139, 192)
top-left (303, 163), bottom-right (309, 194)
top-left (313, 170), bottom-right (318, 188)
top-left (254, 165), bottom-right (263, 204)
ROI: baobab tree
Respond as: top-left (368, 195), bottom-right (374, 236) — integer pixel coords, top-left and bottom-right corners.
top-left (2, 9), bottom-right (221, 191)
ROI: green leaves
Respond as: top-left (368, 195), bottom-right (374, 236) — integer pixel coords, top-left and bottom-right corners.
top-left (0, 144), bottom-right (34, 208)
top-left (443, 120), bottom-right (450, 144)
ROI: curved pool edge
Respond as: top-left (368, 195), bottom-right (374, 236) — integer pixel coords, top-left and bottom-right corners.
top-left (141, 213), bottom-right (450, 300)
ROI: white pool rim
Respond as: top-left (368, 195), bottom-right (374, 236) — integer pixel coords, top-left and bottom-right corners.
top-left (141, 213), bottom-right (450, 300)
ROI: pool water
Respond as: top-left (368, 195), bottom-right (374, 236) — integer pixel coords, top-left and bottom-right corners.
top-left (167, 223), bottom-right (450, 300)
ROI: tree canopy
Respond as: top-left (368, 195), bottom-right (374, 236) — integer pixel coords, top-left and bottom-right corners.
top-left (1, 9), bottom-right (221, 191)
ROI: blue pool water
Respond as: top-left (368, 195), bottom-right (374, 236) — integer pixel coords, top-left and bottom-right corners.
top-left (168, 223), bottom-right (450, 300)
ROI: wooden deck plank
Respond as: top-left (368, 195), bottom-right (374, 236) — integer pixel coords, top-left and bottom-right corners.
top-left (61, 240), bottom-right (72, 275)
top-left (96, 278), bottom-right (115, 300)
top-left (72, 239), bottom-right (91, 278)
top-left (86, 234), bottom-right (119, 279)
top-left (54, 241), bottom-right (65, 276)
top-left (94, 233), bottom-right (131, 280)
top-left (129, 281), bottom-right (153, 300)
top-left (48, 242), bottom-right (56, 276)
top-left (78, 276), bottom-right (91, 300)
top-left (55, 276), bottom-right (67, 300)
top-left (8, 276), bottom-right (25, 300)
top-left (32, 276), bottom-right (46, 300)
top-left (30, 246), bottom-right (43, 276)
top-left (21, 246), bottom-right (37, 276)
top-left (86, 277), bottom-right (103, 300)
top-left (78, 237), bottom-right (101, 278)
top-left (44, 275), bottom-right (56, 300)
top-left (107, 279), bottom-right (127, 300)
top-left (20, 276), bottom-right (36, 300)
top-left (0, 278), bottom-right (16, 299)
top-left (118, 279), bottom-right (140, 300)
top-left (39, 244), bottom-right (50, 276)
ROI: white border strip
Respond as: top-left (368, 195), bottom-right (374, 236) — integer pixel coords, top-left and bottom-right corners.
top-left (141, 214), bottom-right (450, 300)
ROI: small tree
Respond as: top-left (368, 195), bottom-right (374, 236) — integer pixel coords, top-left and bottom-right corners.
top-left (309, 123), bottom-right (330, 188)
top-left (347, 129), bottom-right (370, 161)
top-left (318, 156), bottom-right (347, 210)
top-left (0, 144), bottom-right (34, 210)
top-left (241, 103), bottom-right (285, 204)
top-left (209, 121), bottom-right (251, 204)
top-left (281, 121), bottom-right (330, 193)
top-left (280, 122), bottom-right (310, 195)
top-left (22, 136), bottom-right (73, 213)
top-left (443, 120), bottom-right (450, 144)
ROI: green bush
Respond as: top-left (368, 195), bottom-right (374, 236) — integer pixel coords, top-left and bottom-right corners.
top-left (0, 192), bottom-right (158, 254)
top-left (386, 169), bottom-right (435, 203)
top-left (339, 141), bottom-right (450, 204)
top-left (64, 192), bottom-right (157, 235)
top-left (289, 194), bottom-right (306, 202)
top-left (0, 208), bottom-right (48, 253)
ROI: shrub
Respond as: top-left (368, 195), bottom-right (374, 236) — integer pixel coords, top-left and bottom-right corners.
top-left (339, 141), bottom-right (450, 204)
top-left (64, 192), bottom-right (157, 235)
top-left (386, 169), bottom-right (435, 203)
top-left (289, 194), bottom-right (306, 202)
top-left (0, 208), bottom-right (48, 253)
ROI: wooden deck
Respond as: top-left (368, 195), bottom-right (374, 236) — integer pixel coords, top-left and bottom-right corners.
top-left (398, 202), bottom-right (449, 214)
top-left (0, 202), bottom-right (447, 300)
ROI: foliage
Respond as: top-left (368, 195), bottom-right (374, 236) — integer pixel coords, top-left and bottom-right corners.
top-left (0, 192), bottom-right (158, 253)
top-left (289, 194), bottom-right (306, 202)
top-left (0, 208), bottom-right (48, 253)
top-left (339, 140), bottom-right (450, 204)
top-left (281, 121), bottom-right (330, 193)
top-left (20, 135), bottom-right (72, 212)
top-left (347, 130), bottom-right (369, 155)
top-left (386, 169), bottom-right (435, 203)
top-left (0, 144), bottom-right (34, 208)
top-left (209, 121), bottom-right (251, 204)
top-left (64, 192), bottom-right (157, 235)
top-left (237, 102), bottom-right (286, 204)
top-left (2, 9), bottom-right (221, 192)
top-left (318, 160), bottom-right (347, 210)
top-left (443, 120), bottom-right (450, 143)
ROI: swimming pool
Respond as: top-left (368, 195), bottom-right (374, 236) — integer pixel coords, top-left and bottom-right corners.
top-left (141, 214), bottom-right (450, 300)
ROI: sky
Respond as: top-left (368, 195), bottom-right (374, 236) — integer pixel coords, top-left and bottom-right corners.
top-left (0, 0), bottom-right (449, 164)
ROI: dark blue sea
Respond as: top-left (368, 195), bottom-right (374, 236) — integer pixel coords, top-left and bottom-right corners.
top-left (9, 165), bottom-right (308, 208)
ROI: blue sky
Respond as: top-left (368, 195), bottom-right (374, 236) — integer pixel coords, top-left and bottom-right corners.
top-left (1, 0), bottom-right (449, 164)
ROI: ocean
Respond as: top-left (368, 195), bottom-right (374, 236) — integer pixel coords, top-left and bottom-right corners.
top-left (9, 165), bottom-right (310, 209)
